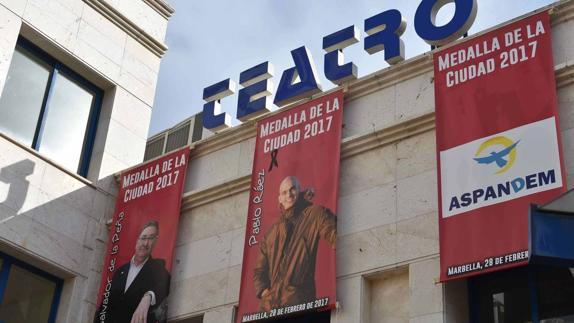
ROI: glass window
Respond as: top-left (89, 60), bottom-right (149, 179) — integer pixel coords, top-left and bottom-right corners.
top-left (0, 265), bottom-right (56, 322)
top-left (0, 48), bottom-right (50, 147)
top-left (38, 73), bottom-right (95, 171)
top-left (0, 253), bottom-right (62, 323)
top-left (0, 38), bottom-right (102, 176)
top-left (470, 267), bottom-right (532, 323)
top-left (536, 267), bottom-right (574, 322)
top-left (470, 266), bottom-right (574, 323)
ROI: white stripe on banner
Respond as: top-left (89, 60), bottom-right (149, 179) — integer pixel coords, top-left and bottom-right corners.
top-left (440, 117), bottom-right (562, 218)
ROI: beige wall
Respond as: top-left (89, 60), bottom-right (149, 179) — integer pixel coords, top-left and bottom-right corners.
top-left (168, 2), bottom-right (574, 323)
top-left (0, 0), bottom-right (171, 322)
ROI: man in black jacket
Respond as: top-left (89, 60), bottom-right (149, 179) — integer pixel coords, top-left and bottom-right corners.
top-left (96, 220), bottom-right (170, 323)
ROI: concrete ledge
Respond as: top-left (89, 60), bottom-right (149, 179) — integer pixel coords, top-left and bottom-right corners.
top-left (83, 0), bottom-right (168, 57)
top-left (143, 0), bottom-right (174, 19)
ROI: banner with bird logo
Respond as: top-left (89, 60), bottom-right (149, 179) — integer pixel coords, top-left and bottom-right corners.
top-left (433, 11), bottom-right (566, 281)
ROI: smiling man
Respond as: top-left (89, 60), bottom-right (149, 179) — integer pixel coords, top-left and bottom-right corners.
top-left (96, 220), bottom-right (171, 323)
top-left (253, 176), bottom-right (337, 312)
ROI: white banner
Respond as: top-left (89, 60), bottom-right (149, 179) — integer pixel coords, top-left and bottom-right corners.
top-left (440, 117), bottom-right (562, 218)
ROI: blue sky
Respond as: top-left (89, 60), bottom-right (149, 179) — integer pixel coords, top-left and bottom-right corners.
top-left (150, 0), bottom-right (557, 136)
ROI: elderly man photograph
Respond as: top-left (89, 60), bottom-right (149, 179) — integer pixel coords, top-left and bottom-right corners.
top-left (253, 175), bottom-right (337, 312)
top-left (95, 220), bottom-right (170, 323)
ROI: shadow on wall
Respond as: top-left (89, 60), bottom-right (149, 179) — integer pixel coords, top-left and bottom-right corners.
top-left (0, 157), bottom-right (118, 322)
top-left (0, 159), bottom-right (34, 220)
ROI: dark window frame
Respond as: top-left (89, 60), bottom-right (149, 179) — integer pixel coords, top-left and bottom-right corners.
top-left (0, 251), bottom-right (64, 323)
top-left (469, 265), bottom-right (574, 323)
top-left (3, 37), bottom-right (103, 177)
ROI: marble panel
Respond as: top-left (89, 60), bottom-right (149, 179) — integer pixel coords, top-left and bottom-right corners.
top-left (558, 84), bottom-right (574, 132)
top-left (177, 192), bottom-right (248, 245)
top-left (94, 151), bottom-right (130, 180)
top-left (0, 214), bottom-right (86, 274)
top-left (225, 264), bottom-right (241, 304)
top-left (552, 19), bottom-right (574, 67)
top-left (409, 257), bottom-right (443, 318)
top-left (172, 231), bottom-right (233, 281)
top-left (83, 216), bottom-right (105, 248)
top-left (396, 130), bottom-right (436, 180)
top-left (369, 269), bottom-right (409, 323)
top-left (444, 280), bottom-right (469, 323)
top-left (81, 301), bottom-right (97, 323)
top-left (237, 137), bottom-right (256, 178)
top-left (0, 5), bottom-right (21, 98)
top-left (65, 276), bottom-right (89, 322)
top-left (23, 0), bottom-right (81, 50)
top-left (204, 306), bottom-right (235, 323)
top-left (39, 165), bottom-right (97, 212)
top-left (22, 187), bottom-right (91, 244)
top-left (0, 0), bottom-right (28, 16)
top-left (561, 127), bottom-right (574, 176)
top-left (396, 212), bottom-right (439, 263)
top-left (103, 119), bottom-right (147, 165)
top-left (168, 268), bottom-right (229, 318)
top-left (330, 276), bottom-right (363, 323)
top-left (74, 38), bottom-right (121, 81)
top-left (0, 164), bottom-right (38, 213)
top-left (186, 144), bottom-right (241, 192)
top-left (77, 19), bottom-right (126, 64)
top-left (343, 86), bottom-right (395, 138)
top-left (41, 0), bottom-right (83, 16)
top-left (0, 148), bottom-right (46, 185)
top-left (90, 190), bottom-right (115, 223)
top-left (83, 268), bottom-right (102, 304)
top-left (229, 228), bottom-right (246, 267)
top-left (0, 202), bottom-right (17, 224)
top-left (118, 68), bottom-right (156, 106)
top-left (124, 37), bottom-right (161, 72)
top-left (337, 223), bottom-right (397, 276)
top-left (410, 312), bottom-right (444, 323)
top-left (338, 183), bottom-right (397, 237)
top-left (121, 51), bottom-right (158, 88)
top-left (339, 144), bottom-right (396, 197)
top-left (396, 170), bottom-right (437, 221)
top-left (81, 5), bottom-right (126, 46)
top-left (91, 239), bottom-right (107, 273)
top-left (114, 0), bottom-right (168, 42)
top-left (109, 87), bottom-right (152, 140)
top-left (395, 72), bottom-right (434, 122)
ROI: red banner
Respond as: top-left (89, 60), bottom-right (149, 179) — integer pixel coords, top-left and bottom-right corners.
top-left (237, 91), bottom-right (344, 322)
top-left (94, 147), bottom-right (190, 323)
top-left (434, 12), bottom-right (566, 281)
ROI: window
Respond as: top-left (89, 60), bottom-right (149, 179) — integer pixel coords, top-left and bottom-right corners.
top-left (469, 266), bottom-right (574, 323)
top-left (0, 252), bottom-right (63, 323)
top-left (0, 38), bottom-right (102, 177)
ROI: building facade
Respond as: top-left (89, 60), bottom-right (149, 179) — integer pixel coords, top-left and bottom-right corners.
top-left (160, 2), bottom-right (574, 323)
top-left (0, 0), bottom-right (172, 322)
top-left (1, 1), bottom-right (574, 323)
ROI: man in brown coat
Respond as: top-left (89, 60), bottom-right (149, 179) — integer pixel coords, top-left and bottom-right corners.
top-left (254, 176), bottom-right (337, 311)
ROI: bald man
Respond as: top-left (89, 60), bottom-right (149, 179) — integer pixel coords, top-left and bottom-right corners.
top-left (253, 176), bottom-right (337, 312)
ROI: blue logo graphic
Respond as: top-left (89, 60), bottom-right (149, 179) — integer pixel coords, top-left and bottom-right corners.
top-left (473, 136), bottom-right (520, 174)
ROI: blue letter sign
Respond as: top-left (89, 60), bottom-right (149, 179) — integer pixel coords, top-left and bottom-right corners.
top-left (274, 46), bottom-right (322, 107)
top-left (415, 0), bottom-right (478, 46)
top-left (201, 1), bottom-right (479, 130)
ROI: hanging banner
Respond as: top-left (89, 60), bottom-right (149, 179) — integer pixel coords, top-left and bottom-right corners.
top-left (434, 11), bottom-right (566, 281)
top-left (237, 90), bottom-right (344, 322)
top-left (93, 147), bottom-right (190, 323)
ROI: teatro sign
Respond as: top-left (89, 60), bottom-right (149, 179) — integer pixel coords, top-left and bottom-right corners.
top-left (202, 0), bottom-right (478, 130)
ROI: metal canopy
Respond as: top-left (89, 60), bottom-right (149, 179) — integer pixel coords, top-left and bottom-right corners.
top-left (539, 188), bottom-right (574, 213)
top-left (529, 189), bottom-right (574, 267)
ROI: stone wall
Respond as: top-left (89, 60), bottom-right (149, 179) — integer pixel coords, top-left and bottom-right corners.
top-left (167, 2), bottom-right (574, 323)
top-left (0, 0), bottom-right (171, 322)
